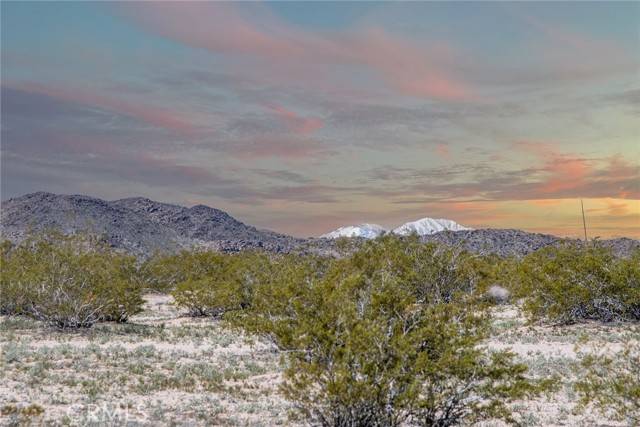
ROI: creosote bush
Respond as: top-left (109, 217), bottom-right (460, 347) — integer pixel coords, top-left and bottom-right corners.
top-left (235, 236), bottom-right (550, 426)
top-left (170, 250), bottom-right (277, 317)
top-left (0, 232), bottom-right (144, 328)
top-left (1, 240), bottom-right (22, 315)
top-left (138, 251), bottom-right (203, 293)
top-left (516, 244), bottom-right (640, 324)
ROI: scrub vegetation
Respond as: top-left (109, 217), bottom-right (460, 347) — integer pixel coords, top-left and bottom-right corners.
top-left (1, 232), bottom-right (638, 426)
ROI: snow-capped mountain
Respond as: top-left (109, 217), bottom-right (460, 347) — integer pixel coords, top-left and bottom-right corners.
top-left (392, 217), bottom-right (471, 236)
top-left (320, 223), bottom-right (387, 239)
top-left (320, 217), bottom-right (471, 239)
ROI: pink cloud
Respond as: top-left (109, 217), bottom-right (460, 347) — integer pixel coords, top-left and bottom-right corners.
top-left (10, 82), bottom-right (197, 135)
top-left (512, 141), bottom-right (593, 194)
top-left (350, 29), bottom-right (470, 100)
top-left (539, 157), bottom-right (591, 194)
top-left (435, 143), bottom-right (451, 159)
top-left (511, 141), bottom-right (639, 199)
top-left (265, 104), bottom-right (323, 135)
top-left (116, 2), bottom-right (472, 101)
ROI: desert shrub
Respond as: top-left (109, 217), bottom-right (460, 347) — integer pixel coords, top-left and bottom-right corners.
top-left (238, 237), bottom-right (548, 426)
top-left (477, 255), bottom-right (521, 302)
top-left (138, 251), bottom-right (197, 293)
top-left (0, 232), bottom-right (143, 328)
top-left (170, 251), bottom-right (278, 317)
top-left (0, 240), bottom-right (23, 315)
top-left (575, 342), bottom-right (640, 425)
top-left (614, 249), bottom-right (640, 319)
top-left (234, 253), bottom-right (332, 346)
top-left (517, 244), bottom-right (640, 324)
top-left (170, 251), bottom-right (240, 317)
top-left (100, 255), bottom-right (145, 323)
top-left (349, 235), bottom-right (485, 305)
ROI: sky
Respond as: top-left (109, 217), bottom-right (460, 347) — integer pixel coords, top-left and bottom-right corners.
top-left (1, 1), bottom-right (638, 238)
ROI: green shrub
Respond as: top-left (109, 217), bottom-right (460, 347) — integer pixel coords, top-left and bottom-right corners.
top-left (475, 255), bottom-right (520, 304)
top-left (0, 232), bottom-right (144, 328)
top-left (348, 235), bottom-right (486, 305)
top-left (138, 251), bottom-right (197, 293)
top-left (99, 255), bottom-right (145, 323)
top-left (614, 249), bottom-right (640, 319)
top-left (237, 237), bottom-right (548, 426)
top-left (170, 251), bottom-right (277, 317)
top-left (517, 244), bottom-right (640, 324)
top-left (1, 240), bottom-right (23, 315)
top-left (235, 253), bottom-right (331, 346)
top-left (575, 342), bottom-right (640, 424)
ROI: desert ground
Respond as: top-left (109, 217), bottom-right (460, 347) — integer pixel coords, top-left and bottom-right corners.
top-left (1, 294), bottom-right (637, 426)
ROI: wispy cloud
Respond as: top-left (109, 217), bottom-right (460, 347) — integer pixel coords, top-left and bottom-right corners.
top-left (5, 83), bottom-right (199, 136)
top-left (116, 2), bottom-right (472, 101)
top-left (265, 104), bottom-right (324, 136)
top-left (366, 146), bottom-right (639, 203)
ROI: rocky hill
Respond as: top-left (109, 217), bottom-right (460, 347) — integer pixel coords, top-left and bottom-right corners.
top-left (1, 192), bottom-right (303, 256)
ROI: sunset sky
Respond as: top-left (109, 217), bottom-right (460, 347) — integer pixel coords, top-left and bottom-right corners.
top-left (2, 2), bottom-right (638, 238)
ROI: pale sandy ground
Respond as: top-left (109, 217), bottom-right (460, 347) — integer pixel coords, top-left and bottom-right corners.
top-left (481, 306), bottom-right (638, 427)
top-left (1, 295), bottom-right (637, 426)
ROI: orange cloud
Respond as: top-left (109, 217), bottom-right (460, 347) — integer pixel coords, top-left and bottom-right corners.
top-left (606, 200), bottom-right (630, 216)
top-left (539, 157), bottom-right (591, 194)
top-left (512, 141), bottom-right (593, 196)
top-left (529, 199), bottom-right (562, 207)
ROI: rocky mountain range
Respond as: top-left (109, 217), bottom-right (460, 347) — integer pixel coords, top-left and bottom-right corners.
top-left (1, 192), bottom-right (638, 258)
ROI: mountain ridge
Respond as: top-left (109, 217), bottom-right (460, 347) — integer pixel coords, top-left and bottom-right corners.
top-left (1, 192), bottom-right (638, 258)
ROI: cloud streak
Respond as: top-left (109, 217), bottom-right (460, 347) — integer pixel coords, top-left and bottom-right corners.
top-left (5, 83), bottom-right (199, 135)
top-left (368, 148), bottom-right (639, 203)
top-left (265, 104), bottom-right (324, 136)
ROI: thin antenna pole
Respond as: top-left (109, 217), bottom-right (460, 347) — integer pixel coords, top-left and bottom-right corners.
top-left (581, 199), bottom-right (588, 243)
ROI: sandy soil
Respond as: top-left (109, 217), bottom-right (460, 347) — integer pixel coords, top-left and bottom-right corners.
top-left (1, 295), bottom-right (637, 426)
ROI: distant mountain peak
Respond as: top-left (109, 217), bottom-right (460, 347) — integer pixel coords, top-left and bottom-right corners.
top-left (392, 217), bottom-right (471, 236)
top-left (320, 223), bottom-right (387, 239)
top-left (320, 217), bottom-right (470, 239)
